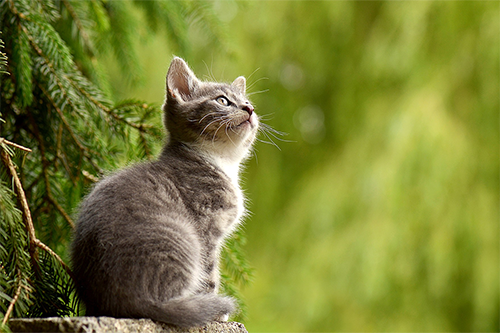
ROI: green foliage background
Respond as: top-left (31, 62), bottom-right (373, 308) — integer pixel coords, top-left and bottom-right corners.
top-left (112, 1), bottom-right (498, 332)
top-left (2, 0), bottom-right (498, 332)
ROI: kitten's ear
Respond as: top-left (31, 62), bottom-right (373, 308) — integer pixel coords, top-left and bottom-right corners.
top-left (232, 76), bottom-right (246, 95)
top-left (167, 57), bottom-right (199, 101)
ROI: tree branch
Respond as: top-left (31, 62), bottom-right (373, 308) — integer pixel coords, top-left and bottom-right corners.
top-left (1, 271), bottom-right (22, 325)
top-left (34, 239), bottom-right (75, 281)
top-left (0, 138), bottom-right (32, 152)
top-left (61, 0), bottom-right (94, 54)
top-left (46, 194), bottom-right (75, 229)
top-left (75, 84), bottom-right (153, 133)
top-left (0, 148), bottom-right (38, 259)
top-left (36, 82), bottom-right (103, 174)
top-left (0, 142), bottom-right (75, 293)
top-left (27, 111), bottom-right (76, 230)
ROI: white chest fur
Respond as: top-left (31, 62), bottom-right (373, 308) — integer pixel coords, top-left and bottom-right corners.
top-left (218, 157), bottom-right (245, 213)
top-left (205, 153), bottom-right (246, 229)
top-left (193, 140), bottom-right (250, 232)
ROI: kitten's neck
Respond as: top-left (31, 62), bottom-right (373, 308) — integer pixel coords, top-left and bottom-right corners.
top-left (200, 150), bottom-right (241, 185)
top-left (161, 140), bottom-right (245, 186)
top-left (194, 141), bottom-right (248, 186)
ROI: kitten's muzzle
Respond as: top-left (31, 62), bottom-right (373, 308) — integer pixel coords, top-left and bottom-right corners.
top-left (242, 104), bottom-right (254, 116)
top-left (237, 104), bottom-right (255, 127)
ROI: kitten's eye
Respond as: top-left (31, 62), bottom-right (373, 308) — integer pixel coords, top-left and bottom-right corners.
top-left (216, 96), bottom-right (229, 106)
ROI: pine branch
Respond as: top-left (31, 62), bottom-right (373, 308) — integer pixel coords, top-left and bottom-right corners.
top-left (184, 1), bottom-right (231, 54)
top-left (0, 138), bottom-right (32, 153)
top-left (53, 123), bottom-right (78, 185)
top-left (82, 170), bottom-right (98, 183)
top-left (0, 145), bottom-right (38, 262)
top-left (1, 0), bottom-right (241, 321)
top-left (26, 111), bottom-right (75, 230)
top-left (33, 240), bottom-right (73, 281)
top-left (138, 132), bottom-right (153, 160)
top-left (2, 271), bottom-right (23, 325)
top-left (60, 0), bottom-right (94, 55)
top-left (103, 0), bottom-right (142, 84)
top-left (11, 21), bottom-right (33, 108)
top-left (45, 196), bottom-right (74, 230)
top-left (27, 251), bottom-right (75, 317)
top-left (0, 33), bottom-right (8, 75)
top-left (0, 140), bottom-right (74, 289)
top-left (76, 86), bottom-right (149, 132)
top-left (36, 82), bottom-right (103, 174)
top-left (0, 176), bottom-right (33, 322)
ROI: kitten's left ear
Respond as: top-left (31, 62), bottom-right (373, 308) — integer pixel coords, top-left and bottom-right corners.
top-left (167, 57), bottom-right (200, 101)
top-left (232, 76), bottom-right (246, 95)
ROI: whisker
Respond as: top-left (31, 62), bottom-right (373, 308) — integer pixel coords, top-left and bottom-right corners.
top-left (220, 63), bottom-right (226, 82)
top-left (247, 77), bottom-right (269, 92)
top-left (246, 67), bottom-right (261, 82)
top-left (212, 118), bottom-right (231, 144)
top-left (247, 89), bottom-right (270, 97)
top-left (264, 130), bottom-right (294, 143)
top-left (255, 120), bottom-right (294, 150)
top-left (253, 149), bottom-right (259, 164)
top-left (200, 117), bottom-right (228, 138)
top-left (199, 111), bottom-right (226, 124)
top-left (257, 133), bottom-right (281, 151)
top-left (257, 112), bottom-right (275, 122)
top-left (225, 124), bottom-right (237, 148)
top-left (212, 119), bottom-right (230, 143)
top-left (260, 123), bottom-right (293, 142)
top-left (202, 59), bottom-right (217, 82)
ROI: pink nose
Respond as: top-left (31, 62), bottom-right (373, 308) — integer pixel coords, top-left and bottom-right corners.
top-left (243, 105), bottom-right (254, 116)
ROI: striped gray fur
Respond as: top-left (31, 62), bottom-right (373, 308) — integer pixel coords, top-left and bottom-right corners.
top-left (71, 57), bottom-right (258, 327)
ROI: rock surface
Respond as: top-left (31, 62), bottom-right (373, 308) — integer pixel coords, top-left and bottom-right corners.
top-left (8, 317), bottom-right (248, 333)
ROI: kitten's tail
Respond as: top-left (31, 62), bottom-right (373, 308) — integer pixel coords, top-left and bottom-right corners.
top-left (141, 294), bottom-right (236, 327)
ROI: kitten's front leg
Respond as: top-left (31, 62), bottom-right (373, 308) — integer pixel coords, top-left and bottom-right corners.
top-left (214, 313), bottom-right (230, 322)
top-left (204, 256), bottom-right (220, 293)
top-left (208, 256), bottom-right (234, 321)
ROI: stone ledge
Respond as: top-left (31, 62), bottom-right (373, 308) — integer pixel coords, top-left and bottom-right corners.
top-left (8, 317), bottom-right (248, 333)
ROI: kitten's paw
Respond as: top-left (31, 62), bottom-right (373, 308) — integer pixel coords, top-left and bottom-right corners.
top-left (214, 313), bottom-right (229, 322)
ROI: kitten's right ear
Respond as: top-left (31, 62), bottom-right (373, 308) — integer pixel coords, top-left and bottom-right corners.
top-left (232, 76), bottom-right (246, 95)
top-left (166, 57), bottom-right (199, 102)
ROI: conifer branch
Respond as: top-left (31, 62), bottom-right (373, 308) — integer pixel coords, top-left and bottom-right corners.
top-left (59, 150), bottom-right (77, 186)
top-left (54, 123), bottom-right (63, 170)
top-left (46, 195), bottom-right (75, 229)
top-left (139, 132), bottom-right (153, 159)
top-left (0, 147), bottom-right (38, 260)
top-left (33, 240), bottom-right (74, 281)
top-left (1, 0), bottom-right (236, 320)
top-left (82, 170), bottom-right (99, 183)
top-left (26, 172), bottom-right (43, 196)
top-left (60, 0), bottom-right (93, 53)
top-left (53, 124), bottom-right (78, 185)
top-left (1, 271), bottom-right (23, 325)
top-left (0, 142), bottom-right (75, 285)
top-left (6, 0), bottom-right (27, 21)
top-left (36, 82), bottom-right (103, 174)
top-left (75, 84), bottom-right (154, 133)
top-left (28, 111), bottom-right (76, 230)
top-left (0, 138), bottom-right (32, 153)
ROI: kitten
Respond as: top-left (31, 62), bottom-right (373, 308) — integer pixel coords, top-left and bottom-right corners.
top-left (71, 57), bottom-right (259, 327)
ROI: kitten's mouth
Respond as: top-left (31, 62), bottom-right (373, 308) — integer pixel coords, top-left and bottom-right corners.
top-left (238, 119), bottom-right (251, 127)
top-left (238, 115), bottom-right (254, 128)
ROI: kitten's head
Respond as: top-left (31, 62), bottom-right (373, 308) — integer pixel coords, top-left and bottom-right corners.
top-left (163, 57), bottom-right (258, 161)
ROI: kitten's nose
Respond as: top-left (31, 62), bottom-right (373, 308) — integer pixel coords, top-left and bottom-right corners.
top-left (242, 104), bottom-right (254, 116)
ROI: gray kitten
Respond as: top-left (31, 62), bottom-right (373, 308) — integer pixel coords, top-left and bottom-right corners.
top-left (71, 57), bottom-right (259, 327)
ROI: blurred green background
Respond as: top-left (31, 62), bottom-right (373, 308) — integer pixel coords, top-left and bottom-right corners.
top-left (105, 1), bottom-right (499, 332)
